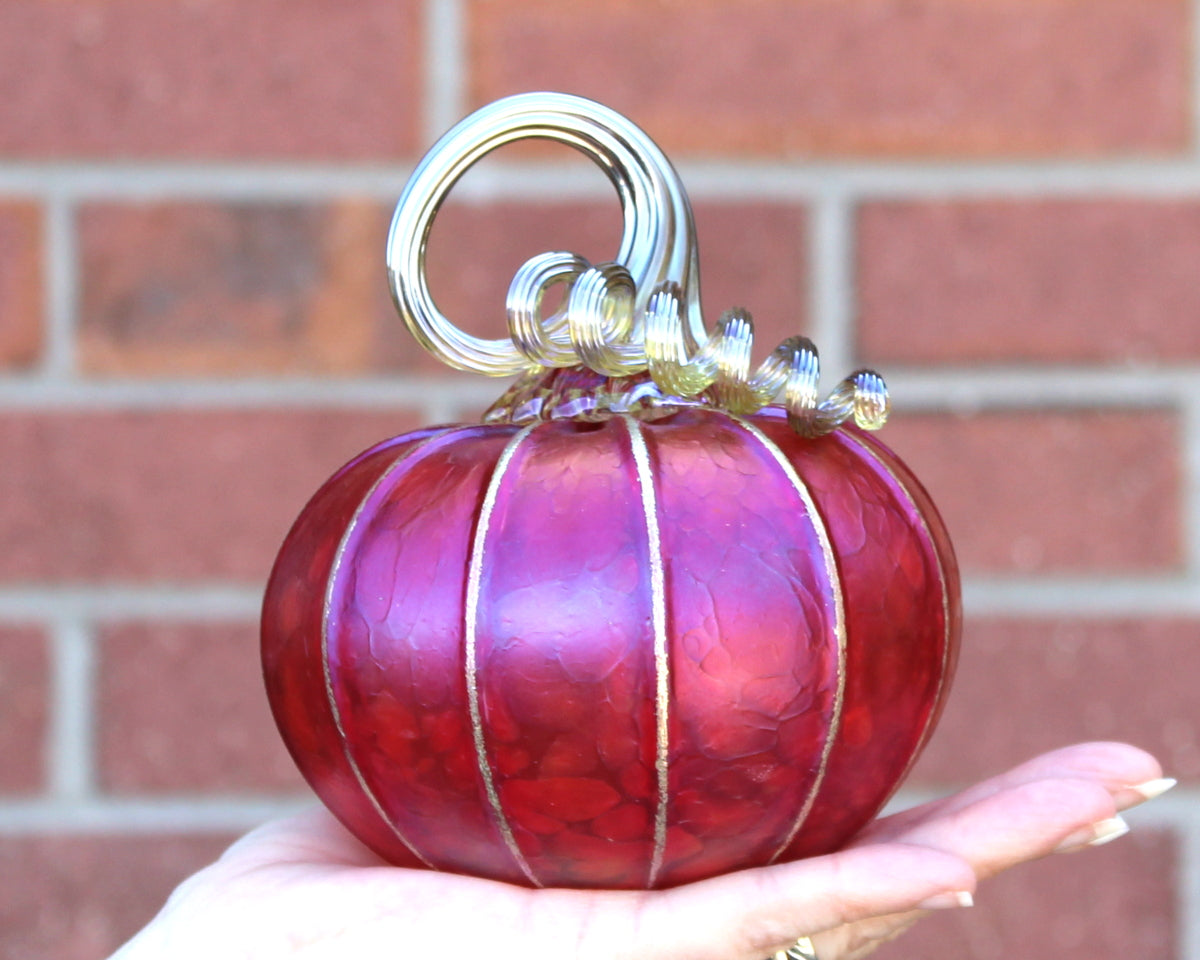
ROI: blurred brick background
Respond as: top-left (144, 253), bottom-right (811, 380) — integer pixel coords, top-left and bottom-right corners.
top-left (0, 1), bottom-right (1196, 958)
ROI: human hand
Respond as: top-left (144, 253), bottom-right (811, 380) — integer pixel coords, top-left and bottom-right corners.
top-left (111, 741), bottom-right (1170, 960)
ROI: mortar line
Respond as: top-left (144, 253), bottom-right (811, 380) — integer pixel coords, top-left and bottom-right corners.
top-left (1185, 11), bottom-right (1200, 936)
top-left (679, 162), bottom-right (1200, 200)
top-left (4, 577), bottom-right (1200, 622)
top-left (962, 578), bottom-right (1200, 616)
top-left (1182, 394), bottom-right (1200, 579)
top-left (885, 368), bottom-right (1197, 411)
top-left (49, 619), bottom-right (95, 801)
top-left (0, 368), bottom-right (1194, 411)
top-left (809, 191), bottom-right (855, 383)
top-left (0, 375), bottom-right (505, 409)
top-left (424, 0), bottom-right (466, 142)
top-left (0, 587), bottom-right (264, 621)
top-left (1132, 789), bottom-right (1200, 959)
top-left (422, 392), bottom-right (467, 425)
top-left (1183, 809), bottom-right (1200, 960)
top-left (1191, 0), bottom-right (1200, 157)
top-left (0, 796), bottom-right (313, 833)
top-left (43, 194), bottom-right (77, 379)
top-left (0, 165), bottom-right (416, 202)
top-left (9, 160), bottom-right (1200, 202)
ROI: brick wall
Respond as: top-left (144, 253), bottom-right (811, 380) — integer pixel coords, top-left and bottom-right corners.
top-left (0, 1), bottom-right (1196, 957)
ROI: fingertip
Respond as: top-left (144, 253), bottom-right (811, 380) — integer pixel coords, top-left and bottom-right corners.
top-left (1044, 742), bottom-right (1164, 789)
top-left (1115, 776), bottom-right (1177, 811)
top-left (1004, 775), bottom-right (1122, 840)
top-left (1053, 814), bottom-right (1130, 854)
top-left (915, 889), bottom-right (975, 911)
top-left (882, 774), bottom-right (1123, 882)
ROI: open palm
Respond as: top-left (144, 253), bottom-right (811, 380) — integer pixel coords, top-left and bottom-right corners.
top-left (112, 742), bottom-right (1167, 960)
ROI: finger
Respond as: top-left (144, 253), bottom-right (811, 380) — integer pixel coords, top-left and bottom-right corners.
top-left (882, 776), bottom-right (1118, 880)
top-left (608, 842), bottom-right (975, 960)
top-left (807, 773), bottom-right (1124, 960)
top-left (809, 775), bottom-right (1124, 960)
top-left (858, 741), bottom-right (1162, 844)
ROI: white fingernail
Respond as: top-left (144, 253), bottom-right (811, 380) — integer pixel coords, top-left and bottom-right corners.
top-left (1089, 816), bottom-right (1131, 846)
top-left (1128, 777), bottom-right (1177, 802)
top-left (1055, 815), bottom-right (1130, 853)
top-left (916, 890), bottom-right (974, 910)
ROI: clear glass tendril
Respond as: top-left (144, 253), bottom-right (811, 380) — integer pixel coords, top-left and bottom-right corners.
top-left (387, 92), bottom-right (890, 437)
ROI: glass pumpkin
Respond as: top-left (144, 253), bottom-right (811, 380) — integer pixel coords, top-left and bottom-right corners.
top-left (261, 387), bottom-right (958, 889)
top-left (260, 93), bottom-right (961, 891)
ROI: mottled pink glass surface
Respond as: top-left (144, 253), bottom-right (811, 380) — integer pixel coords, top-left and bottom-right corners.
top-left (755, 412), bottom-right (960, 860)
top-left (262, 403), bottom-right (959, 889)
top-left (644, 411), bottom-right (841, 886)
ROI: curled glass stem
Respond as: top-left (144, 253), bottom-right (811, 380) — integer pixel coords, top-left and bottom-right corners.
top-left (387, 92), bottom-right (703, 375)
top-left (387, 91), bottom-right (888, 436)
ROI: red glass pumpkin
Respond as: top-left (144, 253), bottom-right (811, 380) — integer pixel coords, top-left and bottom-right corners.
top-left (261, 388), bottom-right (958, 889)
top-left (260, 92), bottom-right (960, 890)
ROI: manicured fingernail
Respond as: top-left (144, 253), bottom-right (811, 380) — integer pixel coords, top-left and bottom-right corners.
top-left (916, 890), bottom-right (974, 910)
top-left (1128, 777), bottom-right (1177, 802)
top-left (1054, 815), bottom-right (1130, 854)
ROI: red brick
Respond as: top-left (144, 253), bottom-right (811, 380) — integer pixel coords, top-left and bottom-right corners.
top-left (873, 829), bottom-right (1176, 960)
top-left (882, 410), bottom-right (1181, 574)
top-left (0, 201), bottom-right (42, 370)
top-left (913, 617), bottom-right (1200, 785)
top-left (79, 202), bottom-right (418, 376)
top-left (689, 202), bottom-right (810, 362)
top-left (0, 411), bottom-right (1173, 585)
top-left (81, 199), bottom-right (807, 376)
top-left (860, 200), bottom-right (1200, 365)
top-left (0, 626), bottom-right (48, 794)
top-left (0, 0), bottom-right (420, 160)
top-left (0, 408), bottom-right (423, 583)
top-left (98, 621), bottom-right (303, 793)
top-left (469, 0), bottom-right (1188, 157)
top-left (423, 196), bottom-right (620, 373)
top-left (427, 198), bottom-right (809, 367)
top-left (0, 832), bottom-right (232, 960)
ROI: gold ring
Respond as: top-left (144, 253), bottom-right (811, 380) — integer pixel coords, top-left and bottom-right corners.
top-left (771, 935), bottom-right (818, 960)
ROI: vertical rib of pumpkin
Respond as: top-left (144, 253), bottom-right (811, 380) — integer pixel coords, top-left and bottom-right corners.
top-left (754, 418), bottom-right (957, 861)
top-left (641, 409), bottom-right (843, 887)
top-left (471, 418), bottom-right (663, 889)
top-left (727, 415), bottom-right (848, 866)
top-left (464, 422), bottom-right (544, 886)
top-left (841, 427), bottom-right (961, 763)
top-left (262, 427), bottom-right (449, 870)
top-left (321, 423), bottom-right (534, 885)
top-left (621, 415), bottom-right (672, 889)
top-left (322, 431), bottom-right (452, 871)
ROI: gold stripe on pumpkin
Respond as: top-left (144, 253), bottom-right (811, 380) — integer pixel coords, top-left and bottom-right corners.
top-left (464, 422), bottom-right (543, 887)
top-left (727, 415), bottom-right (847, 864)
